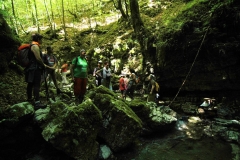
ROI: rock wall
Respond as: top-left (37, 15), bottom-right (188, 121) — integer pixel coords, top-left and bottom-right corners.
top-left (152, 0), bottom-right (240, 94)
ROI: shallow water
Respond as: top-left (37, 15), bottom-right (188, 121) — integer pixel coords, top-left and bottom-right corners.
top-left (116, 117), bottom-right (233, 160)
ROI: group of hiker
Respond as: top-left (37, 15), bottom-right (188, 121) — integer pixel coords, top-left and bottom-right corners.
top-left (93, 60), bottom-right (113, 90)
top-left (23, 33), bottom-right (160, 110)
top-left (23, 33), bottom-right (86, 109)
top-left (118, 70), bottom-right (160, 103)
top-left (92, 61), bottom-right (160, 103)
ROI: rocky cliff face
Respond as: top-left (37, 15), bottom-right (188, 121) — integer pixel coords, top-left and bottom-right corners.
top-left (151, 0), bottom-right (240, 95)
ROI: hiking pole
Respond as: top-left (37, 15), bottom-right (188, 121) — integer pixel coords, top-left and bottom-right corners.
top-left (43, 69), bottom-right (49, 102)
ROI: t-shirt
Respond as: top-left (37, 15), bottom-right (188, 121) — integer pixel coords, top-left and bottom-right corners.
top-left (119, 77), bottom-right (126, 90)
top-left (43, 54), bottom-right (57, 67)
top-left (93, 67), bottom-right (101, 78)
top-left (148, 79), bottom-right (156, 93)
top-left (61, 63), bottom-right (68, 73)
top-left (72, 57), bottom-right (88, 78)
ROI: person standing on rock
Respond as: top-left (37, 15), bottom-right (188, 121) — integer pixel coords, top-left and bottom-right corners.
top-left (147, 74), bottom-right (160, 103)
top-left (71, 49), bottom-right (88, 105)
top-left (93, 60), bottom-right (103, 86)
top-left (25, 33), bottom-right (53, 109)
top-left (96, 61), bottom-right (112, 90)
top-left (123, 68), bottom-right (137, 101)
top-left (119, 74), bottom-right (126, 98)
top-left (42, 46), bottom-right (61, 94)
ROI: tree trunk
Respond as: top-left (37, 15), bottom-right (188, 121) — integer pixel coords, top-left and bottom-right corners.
top-left (112, 0), bottom-right (128, 19)
top-left (129, 0), bottom-right (147, 68)
top-left (49, 0), bottom-right (56, 31)
top-left (124, 0), bottom-right (129, 17)
top-left (117, 0), bottom-right (128, 19)
top-left (33, 0), bottom-right (40, 33)
top-left (55, 0), bottom-right (63, 24)
top-left (44, 0), bottom-right (53, 31)
top-left (61, 0), bottom-right (67, 40)
top-left (11, 0), bottom-right (19, 34)
top-left (25, 0), bottom-right (30, 13)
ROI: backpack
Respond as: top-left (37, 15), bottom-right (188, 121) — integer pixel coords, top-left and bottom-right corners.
top-left (17, 44), bottom-right (32, 67)
top-left (155, 82), bottom-right (160, 92)
top-left (135, 74), bottom-right (140, 84)
top-left (44, 54), bottom-right (56, 67)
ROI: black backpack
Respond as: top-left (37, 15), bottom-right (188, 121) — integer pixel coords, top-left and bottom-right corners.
top-left (17, 44), bottom-right (33, 67)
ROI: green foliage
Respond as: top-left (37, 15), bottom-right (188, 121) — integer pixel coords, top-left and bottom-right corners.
top-left (0, 10), bottom-right (9, 23)
top-left (210, 0), bottom-right (234, 13)
top-left (1, 0), bottom-right (114, 35)
top-left (0, 82), bottom-right (11, 89)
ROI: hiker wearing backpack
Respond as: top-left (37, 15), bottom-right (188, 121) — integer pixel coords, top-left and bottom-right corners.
top-left (24, 33), bottom-right (53, 109)
top-left (71, 49), bottom-right (88, 104)
top-left (93, 60), bottom-right (103, 86)
top-left (146, 74), bottom-right (160, 104)
top-left (42, 46), bottom-right (61, 94)
top-left (123, 68), bottom-right (137, 101)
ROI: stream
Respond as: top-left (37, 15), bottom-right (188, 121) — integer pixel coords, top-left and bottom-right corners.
top-left (115, 116), bottom-right (233, 160)
top-left (22, 86), bottom-right (237, 160)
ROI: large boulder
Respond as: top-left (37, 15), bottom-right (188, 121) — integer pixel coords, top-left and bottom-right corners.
top-left (129, 101), bottom-right (177, 133)
top-left (34, 100), bottom-right (102, 160)
top-left (0, 102), bottom-right (43, 160)
top-left (0, 102), bottom-right (34, 138)
top-left (204, 118), bottom-right (240, 144)
top-left (86, 85), bottom-right (143, 152)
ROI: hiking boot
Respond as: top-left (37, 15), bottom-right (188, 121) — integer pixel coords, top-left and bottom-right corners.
top-left (34, 101), bottom-right (47, 110)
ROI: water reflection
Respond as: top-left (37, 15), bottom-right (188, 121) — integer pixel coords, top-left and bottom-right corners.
top-left (117, 116), bottom-right (233, 160)
top-left (177, 116), bottom-right (204, 139)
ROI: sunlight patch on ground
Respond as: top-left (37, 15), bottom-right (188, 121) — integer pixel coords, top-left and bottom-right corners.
top-left (27, 14), bottom-right (121, 34)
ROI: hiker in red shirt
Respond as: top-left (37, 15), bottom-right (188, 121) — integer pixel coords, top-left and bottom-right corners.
top-left (119, 74), bottom-right (126, 98)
